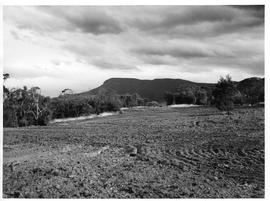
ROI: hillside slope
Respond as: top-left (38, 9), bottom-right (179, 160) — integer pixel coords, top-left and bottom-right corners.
top-left (80, 78), bottom-right (215, 102)
top-left (77, 77), bottom-right (264, 103)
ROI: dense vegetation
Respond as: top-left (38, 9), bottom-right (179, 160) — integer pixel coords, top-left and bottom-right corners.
top-left (164, 85), bottom-right (209, 105)
top-left (3, 75), bottom-right (150, 127)
top-left (237, 77), bottom-right (264, 104)
top-left (87, 77), bottom-right (264, 105)
top-left (3, 86), bottom-right (51, 127)
top-left (164, 76), bottom-right (264, 107)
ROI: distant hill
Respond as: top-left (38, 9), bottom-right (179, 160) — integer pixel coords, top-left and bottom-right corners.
top-left (73, 76), bottom-right (264, 103)
top-left (237, 77), bottom-right (264, 93)
top-left (79, 78), bottom-right (215, 102)
top-left (236, 77), bottom-right (264, 103)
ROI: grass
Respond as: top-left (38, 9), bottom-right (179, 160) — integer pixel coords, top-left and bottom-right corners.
top-left (3, 106), bottom-right (264, 198)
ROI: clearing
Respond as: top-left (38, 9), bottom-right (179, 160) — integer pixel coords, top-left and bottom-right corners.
top-left (3, 106), bottom-right (264, 198)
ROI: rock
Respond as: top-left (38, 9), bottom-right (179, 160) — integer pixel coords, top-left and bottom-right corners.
top-left (183, 165), bottom-right (189, 171)
top-left (171, 159), bottom-right (182, 168)
top-left (52, 169), bottom-right (60, 176)
top-left (68, 174), bottom-right (76, 179)
top-left (9, 162), bottom-right (20, 172)
top-left (146, 139), bottom-right (151, 143)
top-left (130, 147), bottom-right (137, 157)
top-left (126, 145), bottom-right (137, 156)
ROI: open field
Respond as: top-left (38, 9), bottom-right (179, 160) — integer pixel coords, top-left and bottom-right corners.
top-left (3, 106), bottom-right (264, 198)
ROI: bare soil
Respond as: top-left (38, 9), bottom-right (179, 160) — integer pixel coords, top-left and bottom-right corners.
top-left (3, 106), bottom-right (264, 198)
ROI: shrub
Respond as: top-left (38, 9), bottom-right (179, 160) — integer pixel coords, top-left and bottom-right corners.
top-left (213, 75), bottom-right (237, 114)
top-left (164, 92), bottom-right (175, 105)
top-left (195, 89), bottom-right (208, 105)
top-left (146, 101), bottom-right (160, 107)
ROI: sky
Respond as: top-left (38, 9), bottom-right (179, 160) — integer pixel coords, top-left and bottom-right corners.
top-left (3, 5), bottom-right (264, 97)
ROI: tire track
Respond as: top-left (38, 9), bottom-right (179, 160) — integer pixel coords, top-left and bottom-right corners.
top-left (133, 141), bottom-right (264, 188)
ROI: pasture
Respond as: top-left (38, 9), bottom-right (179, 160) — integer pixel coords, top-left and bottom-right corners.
top-left (3, 106), bottom-right (264, 198)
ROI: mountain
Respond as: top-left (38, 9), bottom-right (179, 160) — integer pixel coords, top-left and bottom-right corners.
top-left (79, 78), bottom-right (216, 102)
top-left (74, 76), bottom-right (264, 103)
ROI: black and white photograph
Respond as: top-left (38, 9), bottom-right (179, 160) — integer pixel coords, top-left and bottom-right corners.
top-left (2, 2), bottom-right (266, 198)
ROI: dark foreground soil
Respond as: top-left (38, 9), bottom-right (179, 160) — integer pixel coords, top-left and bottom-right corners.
top-left (3, 106), bottom-right (264, 198)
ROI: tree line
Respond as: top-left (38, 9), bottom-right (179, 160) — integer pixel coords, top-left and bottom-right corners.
top-left (3, 74), bottom-right (153, 127)
top-left (164, 75), bottom-right (264, 110)
top-left (164, 85), bottom-right (209, 106)
top-left (3, 74), bottom-right (264, 127)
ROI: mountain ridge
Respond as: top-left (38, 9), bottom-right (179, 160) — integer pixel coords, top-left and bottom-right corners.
top-left (74, 76), bottom-right (264, 103)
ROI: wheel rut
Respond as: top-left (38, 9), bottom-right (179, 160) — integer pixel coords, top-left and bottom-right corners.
top-left (128, 141), bottom-right (264, 187)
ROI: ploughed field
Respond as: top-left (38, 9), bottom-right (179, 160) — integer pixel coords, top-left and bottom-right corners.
top-left (3, 106), bottom-right (264, 198)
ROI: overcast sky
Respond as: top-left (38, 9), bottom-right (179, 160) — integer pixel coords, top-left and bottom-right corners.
top-left (3, 5), bottom-right (264, 97)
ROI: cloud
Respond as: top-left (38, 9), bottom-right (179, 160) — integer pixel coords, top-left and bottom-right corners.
top-left (92, 59), bottom-right (137, 70)
top-left (62, 36), bottom-right (141, 70)
top-left (4, 6), bottom-right (70, 34)
top-left (4, 6), bottom-right (123, 35)
top-left (6, 65), bottom-right (59, 79)
top-left (131, 6), bottom-right (235, 29)
top-left (131, 39), bottom-right (237, 62)
top-left (128, 6), bottom-right (264, 38)
top-left (130, 35), bottom-right (263, 75)
top-left (133, 43), bottom-right (218, 59)
top-left (51, 59), bottom-right (60, 65)
top-left (3, 5), bottom-right (264, 96)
